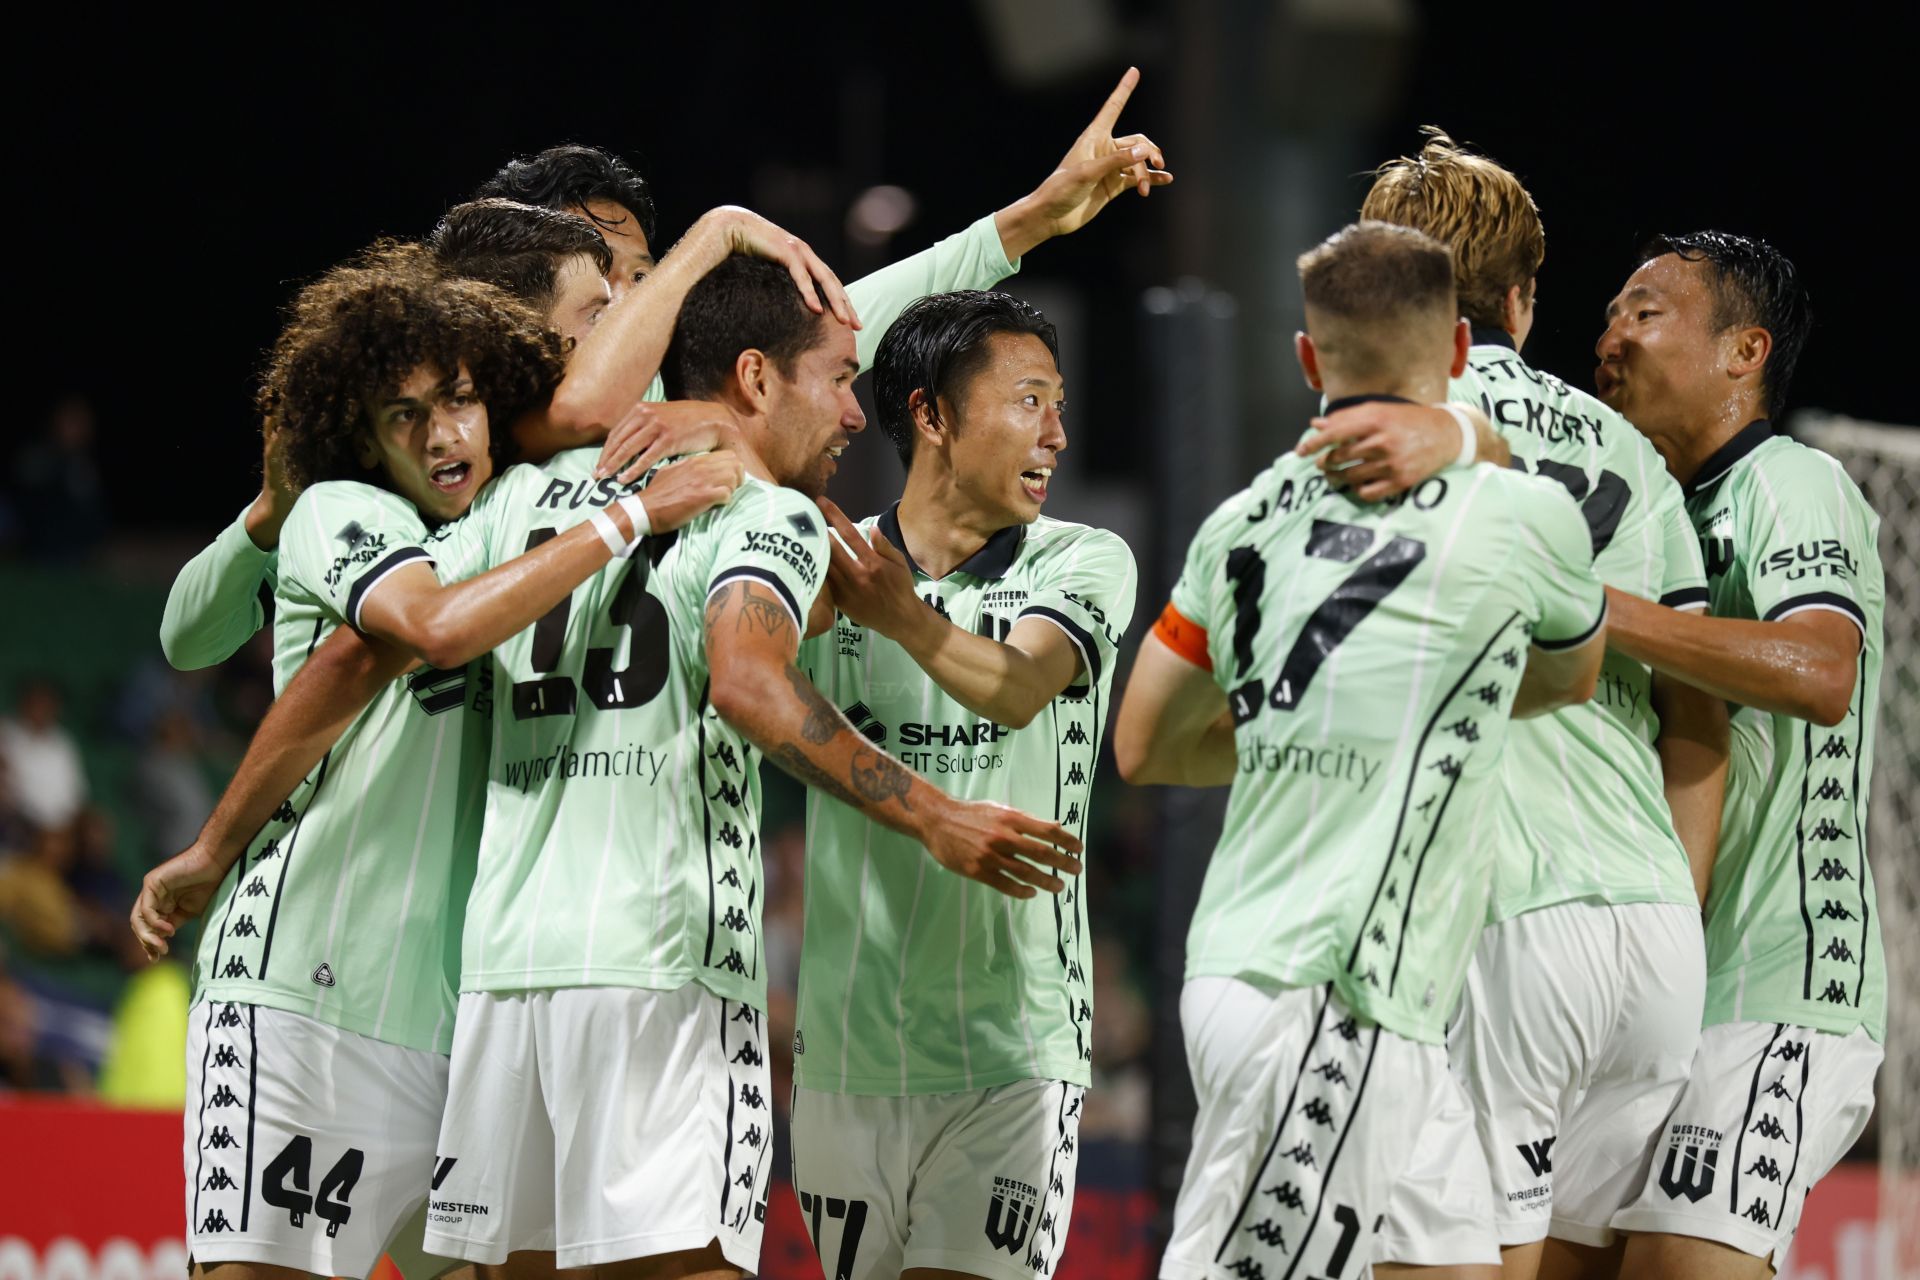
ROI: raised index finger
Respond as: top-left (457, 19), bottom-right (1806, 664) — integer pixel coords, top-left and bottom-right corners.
top-left (1085, 66), bottom-right (1140, 137)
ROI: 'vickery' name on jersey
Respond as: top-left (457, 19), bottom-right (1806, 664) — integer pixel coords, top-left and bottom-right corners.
top-left (796, 509), bottom-right (1137, 1095)
top-left (1172, 426), bottom-right (1606, 1046)
top-left (1684, 420), bottom-right (1885, 1040)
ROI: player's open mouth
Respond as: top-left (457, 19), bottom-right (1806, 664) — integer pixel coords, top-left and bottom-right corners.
top-left (1020, 466), bottom-right (1052, 501)
top-left (430, 461), bottom-right (472, 492)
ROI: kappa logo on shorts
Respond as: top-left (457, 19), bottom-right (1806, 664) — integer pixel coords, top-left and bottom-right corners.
top-left (985, 1176), bottom-right (1040, 1255)
top-left (312, 962), bottom-right (336, 988)
top-left (1516, 1136), bottom-right (1556, 1178)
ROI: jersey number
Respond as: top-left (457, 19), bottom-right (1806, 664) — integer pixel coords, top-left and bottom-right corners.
top-left (260, 1135), bottom-right (363, 1237)
top-left (1224, 520), bottom-right (1426, 725)
top-left (1512, 458), bottom-right (1630, 558)
top-left (510, 527), bottom-right (673, 719)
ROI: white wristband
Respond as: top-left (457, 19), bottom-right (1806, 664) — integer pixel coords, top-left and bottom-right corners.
top-left (589, 510), bottom-right (626, 556)
top-left (1440, 403), bottom-right (1477, 469)
top-left (615, 494), bottom-right (651, 557)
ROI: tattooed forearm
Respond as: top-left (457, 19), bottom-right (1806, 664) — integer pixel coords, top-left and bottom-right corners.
top-left (850, 748), bottom-right (914, 810)
top-left (769, 742), bottom-right (865, 810)
top-left (786, 663), bottom-right (842, 745)
top-left (740, 592), bottom-right (792, 639)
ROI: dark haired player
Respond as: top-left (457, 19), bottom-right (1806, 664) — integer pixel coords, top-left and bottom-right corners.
top-left (1593, 233), bottom-right (1885, 1280)
top-left (133, 257), bottom-right (739, 1280)
top-left (428, 198), bottom-right (615, 349)
top-left (1117, 221), bottom-right (1609, 1280)
top-left (786, 290), bottom-right (1136, 1280)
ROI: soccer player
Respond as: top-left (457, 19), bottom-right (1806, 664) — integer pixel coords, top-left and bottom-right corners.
top-left (788, 290), bottom-right (1137, 1280)
top-left (426, 198), bottom-right (617, 349)
top-left (134, 253), bottom-right (740, 1280)
top-left (161, 69), bottom-right (1171, 670)
top-left (1116, 220), bottom-right (1610, 1280)
top-left (1326, 133), bottom-right (1726, 1280)
top-left (1591, 233), bottom-right (1885, 1280)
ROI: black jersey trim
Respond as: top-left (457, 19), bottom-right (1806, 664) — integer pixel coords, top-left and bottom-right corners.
top-left (258, 619), bottom-right (337, 981)
top-left (697, 680), bottom-right (718, 970)
top-left (1762, 592), bottom-right (1867, 637)
top-left (709, 567), bottom-right (801, 635)
top-left (1684, 419), bottom-right (1773, 498)
top-left (718, 996), bottom-right (736, 1225)
top-left (1469, 326), bottom-right (1517, 351)
top-left (1020, 605), bottom-right (1101, 687)
top-left (876, 502), bottom-right (1024, 580)
top-left (1850, 650), bottom-right (1871, 1006)
top-left (1659, 586), bottom-right (1711, 611)
top-left (1532, 598), bottom-right (1608, 651)
top-left (1797, 719), bottom-right (1818, 1000)
top-left (1278, 1020), bottom-right (1381, 1280)
top-left (346, 545), bottom-right (433, 630)
top-left (1774, 1031), bottom-right (1813, 1229)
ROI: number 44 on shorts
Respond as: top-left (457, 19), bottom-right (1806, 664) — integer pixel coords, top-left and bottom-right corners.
top-left (261, 1135), bottom-right (365, 1237)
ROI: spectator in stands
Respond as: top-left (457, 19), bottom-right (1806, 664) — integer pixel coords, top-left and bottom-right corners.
top-left (0, 676), bottom-right (88, 834)
top-left (131, 708), bottom-right (214, 862)
top-left (1084, 932), bottom-right (1151, 1142)
top-left (11, 395), bottom-right (108, 562)
top-left (0, 822), bottom-right (85, 956)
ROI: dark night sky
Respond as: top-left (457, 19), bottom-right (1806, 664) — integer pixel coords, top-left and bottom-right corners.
top-left (14, 4), bottom-right (1897, 536)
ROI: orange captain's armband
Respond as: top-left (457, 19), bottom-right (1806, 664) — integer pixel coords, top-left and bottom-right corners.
top-left (1153, 602), bottom-right (1212, 671)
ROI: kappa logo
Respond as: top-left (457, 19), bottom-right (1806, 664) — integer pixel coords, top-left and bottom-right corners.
top-left (984, 1176), bottom-right (1040, 1255)
top-left (717, 950), bottom-right (749, 976)
top-left (203, 1167), bottom-right (238, 1191)
top-left (1820, 979), bottom-right (1851, 1003)
top-left (718, 822), bottom-right (745, 850)
top-left (1814, 778), bottom-right (1848, 802)
top-left (719, 868), bottom-right (744, 889)
top-left (1809, 818), bottom-right (1852, 842)
top-left (1818, 900), bottom-right (1858, 921)
top-left (198, 1209), bottom-right (234, 1234)
top-left (1300, 1098), bottom-right (1336, 1128)
top-left (209, 1084), bottom-right (241, 1108)
top-left (1817, 736), bottom-right (1851, 760)
top-left (1062, 722), bottom-right (1089, 746)
top-left (1472, 681), bottom-right (1503, 707)
top-left (204, 1126), bottom-right (239, 1150)
top-left (212, 1045), bottom-right (242, 1069)
top-left (1749, 1115), bottom-right (1790, 1142)
top-left (1813, 858), bottom-right (1854, 882)
top-left (710, 779), bottom-right (743, 807)
top-left (253, 838), bottom-right (280, 863)
top-left (1744, 1199), bottom-right (1773, 1226)
top-left (1264, 1181), bottom-right (1305, 1210)
top-left (1764, 1077), bottom-right (1797, 1103)
top-left (221, 957), bottom-right (252, 979)
top-left (1225, 1259), bottom-right (1266, 1279)
top-left (720, 906), bottom-right (751, 932)
top-left (1497, 647), bottom-right (1521, 670)
top-left (1066, 762), bottom-right (1086, 786)
top-left (743, 1123), bottom-right (765, 1149)
top-left (1746, 1155), bottom-right (1784, 1183)
top-left (1445, 717), bottom-right (1481, 743)
top-left (1659, 1142), bottom-right (1718, 1202)
top-left (738, 1082), bottom-right (765, 1109)
top-left (1823, 938), bottom-right (1856, 963)
top-left (312, 962), bottom-right (336, 988)
top-left (1282, 1142), bottom-right (1316, 1169)
top-left (1517, 1137), bottom-right (1556, 1178)
top-left (844, 701), bottom-right (888, 744)
top-left (1311, 1060), bottom-right (1349, 1087)
top-left (731, 1041), bottom-right (764, 1068)
top-left (272, 800), bottom-right (297, 824)
top-left (216, 1002), bottom-right (243, 1028)
top-left (244, 877), bottom-right (270, 898)
top-left (1771, 1040), bottom-right (1807, 1062)
top-left (1245, 1219), bottom-right (1288, 1250)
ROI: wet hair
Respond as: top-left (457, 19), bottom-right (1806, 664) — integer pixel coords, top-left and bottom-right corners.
top-left (871, 290), bottom-right (1060, 468)
top-left (1639, 230), bottom-right (1811, 415)
top-left (1361, 127), bottom-right (1544, 332)
top-left (473, 144), bottom-right (658, 250)
top-left (663, 256), bottom-right (826, 400)
top-left (1297, 221), bottom-right (1457, 383)
top-left (258, 242), bottom-right (565, 492)
top-left (428, 199), bottom-right (612, 316)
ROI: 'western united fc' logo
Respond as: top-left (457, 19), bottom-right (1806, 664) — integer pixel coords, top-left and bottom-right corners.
top-left (985, 1176), bottom-right (1039, 1255)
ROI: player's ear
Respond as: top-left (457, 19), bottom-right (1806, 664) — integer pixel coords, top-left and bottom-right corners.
top-left (355, 429), bottom-right (380, 471)
top-left (734, 349), bottom-right (773, 413)
top-left (1725, 324), bottom-right (1771, 384)
top-left (1450, 318), bottom-right (1471, 378)
top-left (1294, 332), bottom-right (1323, 392)
top-left (909, 388), bottom-right (948, 452)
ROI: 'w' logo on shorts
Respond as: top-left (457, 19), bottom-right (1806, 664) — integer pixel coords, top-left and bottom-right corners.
top-left (1658, 1143), bottom-right (1718, 1203)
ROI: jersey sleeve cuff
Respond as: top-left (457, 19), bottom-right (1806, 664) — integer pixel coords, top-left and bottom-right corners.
top-left (1658, 585), bottom-right (1710, 612)
top-left (709, 567), bottom-right (803, 634)
top-left (1762, 591), bottom-right (1867, 639)
top-left (1533, 596), bottom-right (1608, 652)
top-left (1018, 604), bottom-right (1101, 690)
top-left (348, 546), bottom-right (434, 630)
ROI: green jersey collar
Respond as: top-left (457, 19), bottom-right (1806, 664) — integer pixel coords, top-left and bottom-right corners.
top-left (1686, 418), bottom-right (1773, 498)
top-left (876, 501), bottom-right (1025, 581)
top-left (1470, 326), bottom-right (1516, 350)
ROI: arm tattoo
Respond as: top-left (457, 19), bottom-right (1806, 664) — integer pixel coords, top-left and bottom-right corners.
top-left (786, 663), bottom-right (842, 745)
top-left (769, 742), bottom-right (865, 810)
top-left (740, 591), bottom-right (796, 643)
top-left (704, 581), bottom-right (738, 637)
top-left (850, 748), bottom-right (914, 810)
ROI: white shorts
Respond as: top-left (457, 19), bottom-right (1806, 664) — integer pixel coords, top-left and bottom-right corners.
top-left (420, 985), bottom-right (772, 1271)
top-left (1429, 901), bottom-right (1705, 1248)
top-left (1160, 978), bottom-right (1499, 1280)
top-left (1613, 1020), bottom-right (1882, 1262)
top-left (183, 1000), bottom-right (450, 1278)
top-left (790, 1078), bottom-right (1084, 1280)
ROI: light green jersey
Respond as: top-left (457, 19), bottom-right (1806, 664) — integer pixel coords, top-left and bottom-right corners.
top-left (1172, 410), bottom-right (1606, 1044)
top-left (1452, 336), bottom-right (1706, 920)
top-left (1684, 421), bottom-right (1885, 1040)
top-left (793, 508), bottom-right (1137, 1095)
top-left (159, 216), bottom-right (1017, 672)
top-left (191, 482), bottom-right (489, 1054)
top-left (435, 450), bottom-right (828, 1006)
